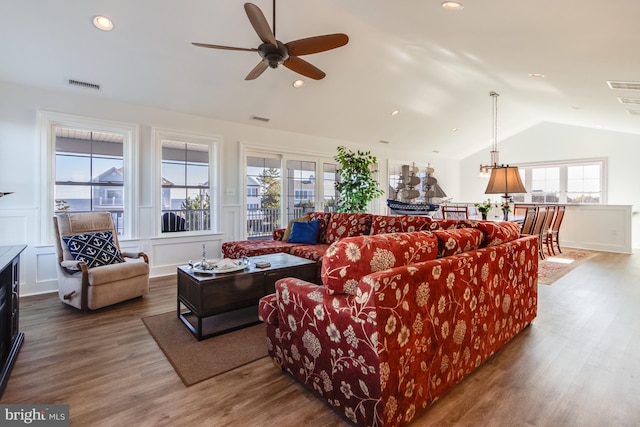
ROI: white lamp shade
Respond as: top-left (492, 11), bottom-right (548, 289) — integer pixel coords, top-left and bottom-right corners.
top-left (485, 166), bottom-right (527, 194)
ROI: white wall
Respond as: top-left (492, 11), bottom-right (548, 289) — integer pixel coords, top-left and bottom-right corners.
top-left (460, 121), bottom-right (639, 250)
top-left (0, 81), bottom-right (457, 295)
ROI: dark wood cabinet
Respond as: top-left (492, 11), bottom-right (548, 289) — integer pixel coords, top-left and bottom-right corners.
top-left (0, 245), bottom-right (25, 397)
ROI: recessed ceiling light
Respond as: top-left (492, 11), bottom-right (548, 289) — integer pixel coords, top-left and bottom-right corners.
top-left (292, 79), bottom-right (304, 88)
top-left (528, 73), bottom-right (545, 78)
top-left (451, 128), bottom-right (459, 132)
top-left (571, 106), bottom-right (581, 110)
top-left (93, 15), bottom-right (114, 31)
top-left (441, 2), bottom-right (464, 11)
top-left (391, 110), bottom-right (400, 116)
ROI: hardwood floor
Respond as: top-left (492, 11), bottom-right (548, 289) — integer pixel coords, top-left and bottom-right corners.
top-left (2, 251), bottom-right (640, 426)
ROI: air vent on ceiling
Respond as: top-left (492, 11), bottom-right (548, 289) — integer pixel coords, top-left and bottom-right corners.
top-left (618, 97), bottom-right (640, 105)
top-left (250, 115), bottom-right (270, 123)
top-left (378, 140), bottom-right (390, 144)
top-left (607, 80), bottom-right (640, 91)
top-left (68, 79), bottom-right (101, 90)
top-left (626, 109), bottom-right (640, 116)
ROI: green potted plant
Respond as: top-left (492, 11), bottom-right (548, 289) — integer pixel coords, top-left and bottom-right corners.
top-left (475, 199), bottom-right (494, 220)
top-left (334, 146), bottom-right (384, 213)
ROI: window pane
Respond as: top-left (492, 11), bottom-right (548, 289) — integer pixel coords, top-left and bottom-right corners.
top-left (93, 185), bottom-right (124, 209)
top-left (162, 161), bottom-right (185, 186)
top-left (186, 163), bottom-right (209, 186)
top-left (92, 157), bottom-right (123, 182)
top-left (56, 154), bottom-right (91, 182)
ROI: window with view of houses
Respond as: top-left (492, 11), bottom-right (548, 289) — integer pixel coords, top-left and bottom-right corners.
top-left (161, 140), bottom-right (211, 232)
top-left (54, 127), bottom-right (125, 234)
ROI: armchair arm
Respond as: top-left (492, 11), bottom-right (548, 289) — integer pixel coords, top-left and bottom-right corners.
top-left (121, 251), bottom-right (149, 264)
top-left (60, 259), bottom-right (82, 271)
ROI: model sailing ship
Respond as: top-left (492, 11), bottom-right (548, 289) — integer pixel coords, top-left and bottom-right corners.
top-left (387, 164), bottom-right (447, 215)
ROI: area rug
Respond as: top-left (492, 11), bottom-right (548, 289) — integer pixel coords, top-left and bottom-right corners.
top-left (538, 248), bottom-right (599, 285)
top-left (142, 312), bottom-right (268, 386)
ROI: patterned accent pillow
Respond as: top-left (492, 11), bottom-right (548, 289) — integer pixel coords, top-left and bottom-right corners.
top-left (325, 212), bottom-right (372, 244)
top-left (370, 215), bottom-right (432, 234)
top-left (62, 231), bottom-right (123, 269)
top-left (321, 231), bottom-right (438, 294)
top-left (432, 228), bottom-right (485, 257)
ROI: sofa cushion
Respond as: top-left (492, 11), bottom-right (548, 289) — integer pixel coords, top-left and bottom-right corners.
top-left (474, 221), bottom-right (522, 247)
top-left (432, 228), bottom-right (485, 257)
top-left (325, 212), bottom-right (372, 244)
top-left (221, 239), bottom-right (301, 258)
top-left (321, 231), bottom-right (438, 295)
top-left (308, 212), bottom-right (332, 244)
top-left (287, 219), bottom-right (321, 244)
top-left (288, 244), bottom-right (330, 264)
top-left (62, 231), bottom-right (123, 269)
top-left (370, 215), bottom-right (432, 235)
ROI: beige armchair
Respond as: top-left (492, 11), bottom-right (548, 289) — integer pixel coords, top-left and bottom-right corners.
top-left (53, 212), bottom-right (150, 311)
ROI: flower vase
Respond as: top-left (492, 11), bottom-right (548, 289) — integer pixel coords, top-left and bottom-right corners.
top-left (502, 207), bottom-right (509, 221)
top-left (481, 213), bottom-right (487, 220)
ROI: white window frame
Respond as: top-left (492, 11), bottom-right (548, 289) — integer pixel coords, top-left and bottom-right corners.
top-left (38, 111), bottom-right (138, 243)
top-left (152, 128), bottom-right (220, 236)
top-left (514, 158), bottom-right (607, 204)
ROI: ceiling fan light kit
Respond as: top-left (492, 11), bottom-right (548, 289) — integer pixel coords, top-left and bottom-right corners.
top-left (192, 1), bottom-right (349, 81)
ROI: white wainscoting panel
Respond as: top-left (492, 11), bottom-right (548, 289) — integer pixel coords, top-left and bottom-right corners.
top-left (560, 205), bottom-right (632, 254)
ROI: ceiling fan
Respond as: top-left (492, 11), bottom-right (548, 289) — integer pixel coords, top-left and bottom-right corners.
top-left (192, 1), bottom-right (349, 80)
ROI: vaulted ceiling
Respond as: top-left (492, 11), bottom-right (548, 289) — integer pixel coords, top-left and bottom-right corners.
top-left (2, 0), bottom-right (639, 159)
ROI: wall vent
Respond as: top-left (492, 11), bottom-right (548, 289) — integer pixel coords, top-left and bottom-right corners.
top-left (68, 79), bottom-right (101, 90)
top-left (607, 80), bottom-right (640, 91)
top-left (250, 115), bottom-right (270, 123)
top-left (626, 109), bottom-right (640, 116)
top-left (618, 97), bottom-right (640, 105)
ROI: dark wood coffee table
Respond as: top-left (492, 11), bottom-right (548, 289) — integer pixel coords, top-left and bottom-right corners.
top-left (177, 252), bottom-right (316, 340)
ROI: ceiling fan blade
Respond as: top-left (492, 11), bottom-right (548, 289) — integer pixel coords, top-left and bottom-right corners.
top-left (192, 42), bottom-right (257, 52)
top-left (244, 3), bottom-right (277, 46)
top-left (286, 34), bottom-right (349, 56)
top-left (283, 56), bottom-right (326, 80)
top-left (245, 61), bottom-right (269, 80)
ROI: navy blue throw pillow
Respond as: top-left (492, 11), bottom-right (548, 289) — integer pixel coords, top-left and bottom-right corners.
top-left (62, 231), bottom-right (124, 269)
top-left (287, 219), bottom-right (320, 244)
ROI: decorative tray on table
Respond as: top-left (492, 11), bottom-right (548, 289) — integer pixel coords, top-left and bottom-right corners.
top-left (189, 257), bottom-right (250, 274)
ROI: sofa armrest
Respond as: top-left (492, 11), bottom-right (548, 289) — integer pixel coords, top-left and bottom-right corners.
top-left (269, 277), bottom-right (382, 425)
top-left (259, 293), bottom-right (278, 325)
top-left (272, 228), bottom-right (285, 240)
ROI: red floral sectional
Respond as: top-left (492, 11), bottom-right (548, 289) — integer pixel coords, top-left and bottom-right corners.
top-left (222, 212), bottom-right (435, 276)
top-left (257, 219), bottom-right (538, 427)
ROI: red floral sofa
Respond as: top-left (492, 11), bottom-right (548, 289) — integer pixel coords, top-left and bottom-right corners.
top-left (258, 222), bottom-right (538, 427)
top-left (222, 212), bottom-right (435, 279)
